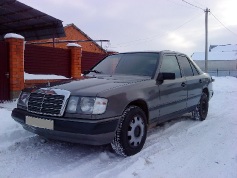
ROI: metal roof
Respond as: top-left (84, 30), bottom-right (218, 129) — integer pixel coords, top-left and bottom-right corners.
top-left (210, 44), bottom-right (237, 52)
top-left (191, 52), bottom-right (237, 61)
top-left (0, 0), bottom-right (65, 41)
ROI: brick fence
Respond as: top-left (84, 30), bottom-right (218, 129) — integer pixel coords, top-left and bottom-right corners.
top-left (4, 33), bottom-right (82, 99)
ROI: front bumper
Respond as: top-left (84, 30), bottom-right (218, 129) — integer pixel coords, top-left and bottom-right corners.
top-left (11, 108), bottom-right (120, 145)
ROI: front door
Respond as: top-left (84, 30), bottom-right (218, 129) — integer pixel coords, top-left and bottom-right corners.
top-left (0, 41), bottom-right (10, 101)
top-left (158, 55), bottom-right (187, 117)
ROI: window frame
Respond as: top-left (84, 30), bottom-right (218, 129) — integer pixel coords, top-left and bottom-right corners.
top-left (176, 55), bottom-right (195, 77)
top-left (188, 58), bottom-right (200, 76)
top-left (159, 54), bottom-right (182, 79)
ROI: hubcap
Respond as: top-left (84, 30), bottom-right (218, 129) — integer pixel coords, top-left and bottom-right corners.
top-left (134, 126), bottom-right (141, 137)
top-left (128, 116), bottom-right (144, 147)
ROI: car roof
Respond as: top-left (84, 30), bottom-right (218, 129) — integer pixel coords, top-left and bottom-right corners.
top-left (115, 50), bottom-right (187, 56)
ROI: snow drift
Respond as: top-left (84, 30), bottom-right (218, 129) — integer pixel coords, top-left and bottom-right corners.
top-left (0, 77), bottom-right (236, 178)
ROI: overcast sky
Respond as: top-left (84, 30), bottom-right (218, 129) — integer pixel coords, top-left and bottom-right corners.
top-left (19, 0), bottom-right (237, 56)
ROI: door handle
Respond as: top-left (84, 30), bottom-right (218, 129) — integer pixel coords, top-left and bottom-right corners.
top-left (181, 82), bottom-right (186, 87)
top-left (199, 79), bottom-right (203, 83)
top-left (5, 73), bottom-right (9, 79)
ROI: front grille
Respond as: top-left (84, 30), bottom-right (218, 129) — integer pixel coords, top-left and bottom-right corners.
top-left (27, 89), bottom-right (70, 116)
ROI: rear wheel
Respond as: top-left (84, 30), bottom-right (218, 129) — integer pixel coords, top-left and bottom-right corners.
top-left (111, 106), bottom-right (147, 156)
top-left (192, 92), bottom-right (209, 121)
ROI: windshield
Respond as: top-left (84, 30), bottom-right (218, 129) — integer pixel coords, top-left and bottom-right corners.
top-left (90, 53), bottom-right (159, 77)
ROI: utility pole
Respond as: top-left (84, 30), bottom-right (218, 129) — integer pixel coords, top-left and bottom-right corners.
top-left (204, 8), bottom-right (210, 73)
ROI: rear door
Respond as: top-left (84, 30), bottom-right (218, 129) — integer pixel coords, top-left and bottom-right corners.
top-left (158, 55), bottom-right (187, 117)
top-left (177, 55), bottom-right (203, 109)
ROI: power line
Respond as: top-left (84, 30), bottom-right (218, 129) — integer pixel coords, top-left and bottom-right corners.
top-left (167, 0), bottom-right (198, 10)
top-left (110, 12), bottom-right (202, 49)
top-left (181, 0), bottom-right (204, 11)
top-left (110, 0), bottom-right (205, 49)
top-left (192, 0), bottom-right (206, 9)
top-left (210, 11), bottom-right (237, 37)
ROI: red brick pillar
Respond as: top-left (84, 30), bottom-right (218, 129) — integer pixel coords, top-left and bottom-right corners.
top-left (67, 43), bottom-right (82, 79)
top-left (4, 33), bottom-right (24, 99)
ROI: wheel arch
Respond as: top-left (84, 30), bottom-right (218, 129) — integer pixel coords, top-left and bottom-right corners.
top-left (127, 99), bottom-right (149, 125)
top-left (202, 87), bottom-right (209, 100)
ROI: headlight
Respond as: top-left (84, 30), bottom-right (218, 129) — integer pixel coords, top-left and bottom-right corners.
top-left (66, 96), bottom-right (108, 115)
top-left (17, 92), bottom-right (30, 108)
top-left (66, 96), bottom-right (80, 113)
top-left (93, 98), bottom-right (108, 114)
top-left (80, 97), bottom-right (95, 114)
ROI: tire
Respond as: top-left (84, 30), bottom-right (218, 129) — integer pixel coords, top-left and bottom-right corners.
top-left (192, 92), bottom-right (209, 121)
top-left (111, 105), bottom-right (147, 156)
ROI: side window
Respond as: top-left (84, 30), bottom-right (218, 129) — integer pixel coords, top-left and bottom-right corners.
top-left (177, 56), bottom-right (194, 77)
top-left (189, 61), bottom-right (199, 76)
top-left (160, 55), bottom-right (181, 78)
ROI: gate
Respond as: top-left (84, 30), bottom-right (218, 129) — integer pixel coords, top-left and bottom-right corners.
top-left (0, 41), bottom-right (10, 101)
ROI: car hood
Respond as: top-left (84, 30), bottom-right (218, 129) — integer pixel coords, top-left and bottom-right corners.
top-left (30, 75), bottom-right (150, 96)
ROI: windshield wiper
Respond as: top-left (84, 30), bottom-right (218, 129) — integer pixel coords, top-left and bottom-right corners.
top-left (83, 70), bottom-right (102, 75)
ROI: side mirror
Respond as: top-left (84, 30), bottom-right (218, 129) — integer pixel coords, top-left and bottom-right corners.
top-left (157, 72), bottom-right (175, 83)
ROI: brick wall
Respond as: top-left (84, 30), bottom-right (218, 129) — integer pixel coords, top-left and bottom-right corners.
top-left (4, 34), bottom-right (25, 99)
top-left (67, 43), bottom-right (82, 79)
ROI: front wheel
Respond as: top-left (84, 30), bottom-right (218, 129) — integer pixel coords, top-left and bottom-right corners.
top-left (192, 92), bottom-right (209, 121)
top-left (111, 106), bottom-right (147, 156)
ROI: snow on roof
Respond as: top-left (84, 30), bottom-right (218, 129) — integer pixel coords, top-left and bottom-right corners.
top-left (210, 44), bottom-right (237, 52)
top-left (191, 52), bottom-right (237, 61)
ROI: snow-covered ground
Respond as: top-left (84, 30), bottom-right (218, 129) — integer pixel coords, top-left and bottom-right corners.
top-left (0, 77), bottom-right (237, 178)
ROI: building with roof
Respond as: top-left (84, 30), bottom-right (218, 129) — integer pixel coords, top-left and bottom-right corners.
top-left (209, 44), bottom-right (237, 52)
top-left (191, 44), bottom-right (237, 76)
top-left (191, 51), bottom-right (237, 71)
top-left (29, 24), bottom-right (107, 54)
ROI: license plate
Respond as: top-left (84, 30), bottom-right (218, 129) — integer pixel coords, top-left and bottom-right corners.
top-left (25, 116), bottom-right (54, 130)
